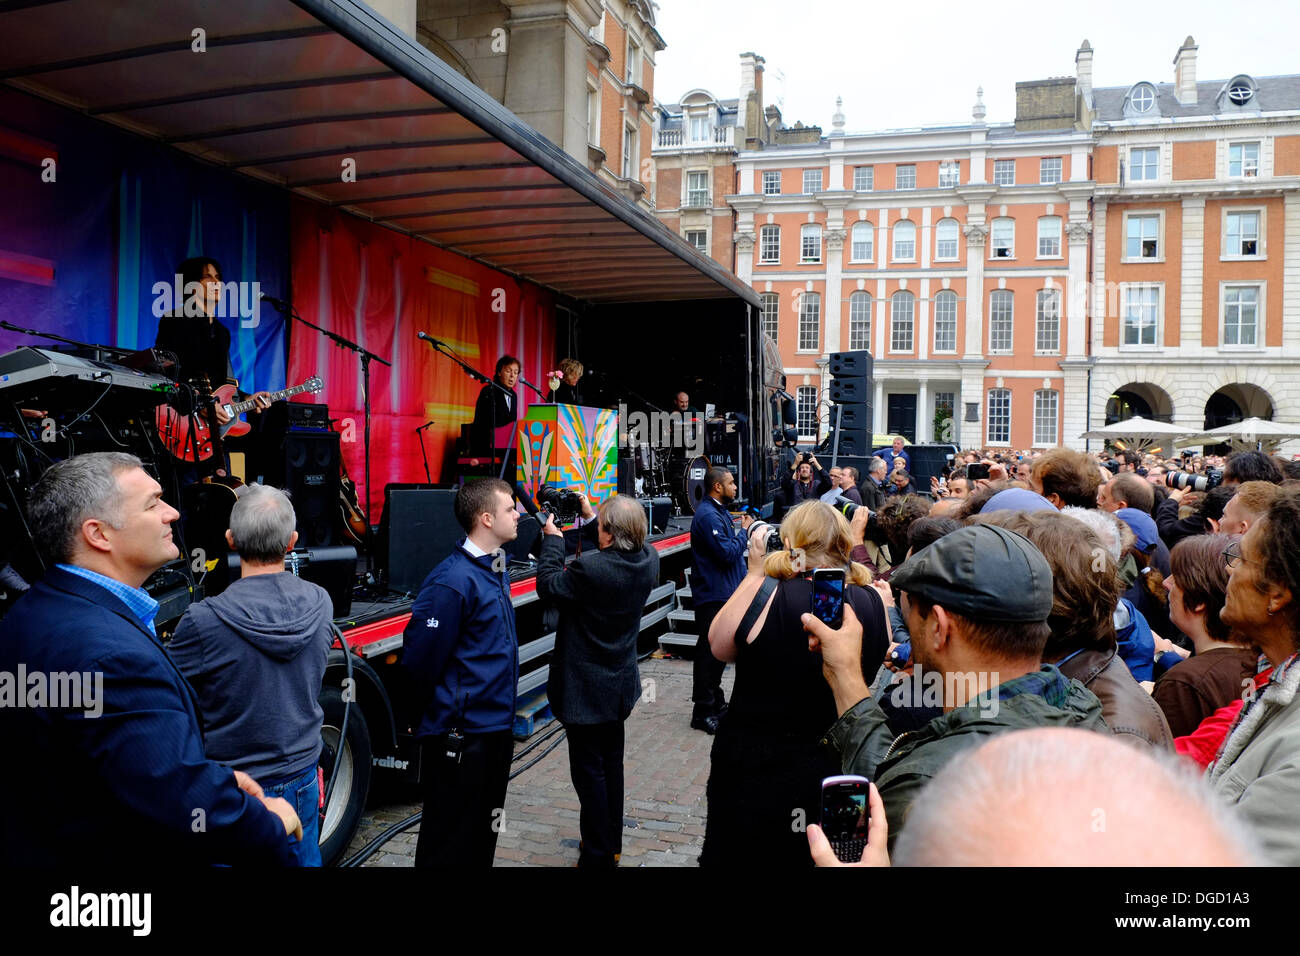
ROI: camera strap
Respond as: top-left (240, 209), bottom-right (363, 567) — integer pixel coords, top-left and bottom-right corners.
top-left (735, 576), bottom-right (778, 647)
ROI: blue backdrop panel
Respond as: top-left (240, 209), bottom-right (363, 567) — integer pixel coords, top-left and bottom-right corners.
top-left (0, 87), bottom-right (288, 392)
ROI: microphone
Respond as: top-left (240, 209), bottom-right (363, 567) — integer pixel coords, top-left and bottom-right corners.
top-left (414, 420), bottom-right (437, 433)
top-left (416, 331), bottom-right (444, 347)
top-left (259, 292), bottom-right (290, 310)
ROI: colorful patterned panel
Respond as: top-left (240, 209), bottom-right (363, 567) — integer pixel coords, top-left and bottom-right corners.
top-left (556, 404), bottom-right (619, 503)
top-left (516, 404), bottom-right (557, 500)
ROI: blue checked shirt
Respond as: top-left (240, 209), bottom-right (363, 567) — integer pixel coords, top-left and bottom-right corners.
top-left (57, 564), bottom-right (159, 636)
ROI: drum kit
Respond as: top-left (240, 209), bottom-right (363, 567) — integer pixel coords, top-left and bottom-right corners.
top-left (628, 441), bottom-right (711, 515)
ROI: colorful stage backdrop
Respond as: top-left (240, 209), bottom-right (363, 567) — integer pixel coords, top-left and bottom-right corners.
top-left (286, 197), bottom-right (555, 518)
top-left (1, 88), bottom-right (559, 521)
top-left (0, 87), bottom-right (288, 394)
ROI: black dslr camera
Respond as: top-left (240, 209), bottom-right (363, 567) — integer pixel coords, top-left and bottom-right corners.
top-left (537, 483), bottom-right (583, 524)
top-left (1165, 469), bottom-right (1223, 492)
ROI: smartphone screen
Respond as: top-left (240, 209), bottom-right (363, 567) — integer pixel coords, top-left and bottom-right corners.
top-left (821, 775), bottom-right (870, 863)
top-left (811, 568), bottom-right (846, 629)
top-left (967, 462), bottom-right (990, 481)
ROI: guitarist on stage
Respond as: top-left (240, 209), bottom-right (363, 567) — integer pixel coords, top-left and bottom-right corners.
top-left (155, 256), bottom-right (273, 430)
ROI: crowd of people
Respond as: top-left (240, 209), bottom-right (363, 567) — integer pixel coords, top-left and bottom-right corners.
top-left (692, 440), bottom-right (1300, 866)
top-left (6, 437), bottom-right (1300, 869)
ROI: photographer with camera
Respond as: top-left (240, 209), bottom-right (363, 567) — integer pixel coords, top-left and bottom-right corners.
top-left (699, 500), bottom-right (887, 868)
top-left (536, 496), bottom-right (659, 867)
top-left (1157, 481), bottom-right (1234, 550)
top-left (689, 466), bottom-right (754, 734)
top-left (784, 451), bottom-right (831, 505)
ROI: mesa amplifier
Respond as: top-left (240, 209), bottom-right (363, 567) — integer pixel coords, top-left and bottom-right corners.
top-left (263, 401), bottom-right (331, 433)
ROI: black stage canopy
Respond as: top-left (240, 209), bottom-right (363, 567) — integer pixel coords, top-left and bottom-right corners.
top-left (0, 0), bottom-right (759, 308)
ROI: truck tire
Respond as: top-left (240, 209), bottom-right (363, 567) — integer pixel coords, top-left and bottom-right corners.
top-left (318, 683), bottom-right (371, 866)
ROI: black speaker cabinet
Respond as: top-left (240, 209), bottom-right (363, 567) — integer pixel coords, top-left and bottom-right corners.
top-left (906, 443), bottom-right (960, 489)
top-left (829, 350), bottom-right (873, 378)
top-left (379, 485), bottom-right (462, 595)
top-left (276, 431), bottom-right (341, 547)
top-left (226, 545), bottom-right (357, 618)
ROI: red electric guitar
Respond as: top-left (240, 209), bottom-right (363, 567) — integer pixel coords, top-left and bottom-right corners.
top-left (155, 375), bottom-right (323, 462)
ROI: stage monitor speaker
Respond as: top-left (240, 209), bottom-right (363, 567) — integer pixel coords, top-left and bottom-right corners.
top-left (829, 350), bottom-right (873, 379)
top-left (226, 545), bottom-right (357, 618)
top-left (829, 377), bottom-right (869, 404)
top-left (380, 486), bottom-right (461, 595)
top-left (635, 496), bottom-right (673, 535)
top-left (905, 443), bottom-right (960, 489)
top-left (282, 431), bottom-right (340, 547)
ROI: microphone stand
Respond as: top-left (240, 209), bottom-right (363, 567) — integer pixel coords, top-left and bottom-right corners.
top-left (517, 375), bottom-right (547, 401)
top-left (0, 320), bottom-right (135, 360)
top-left (262, 297), bottom-right (390, 580)
top-left (417, 334), bottom-right (514, 480)
top-left (415, 420), bottom-right (436, 484)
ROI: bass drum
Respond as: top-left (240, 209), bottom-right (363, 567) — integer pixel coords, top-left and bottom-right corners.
top-left (680, 455), bottom-right (712, 514)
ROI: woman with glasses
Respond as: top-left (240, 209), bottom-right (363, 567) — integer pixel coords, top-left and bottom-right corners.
top-left (1150, 534), bottom-right (1257, 737)
top-left (1207, 489), bottom-right (1300, 863)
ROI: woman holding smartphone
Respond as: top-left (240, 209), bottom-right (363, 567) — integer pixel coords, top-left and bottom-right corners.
top-left (698, 501), bottom-right (888, 868)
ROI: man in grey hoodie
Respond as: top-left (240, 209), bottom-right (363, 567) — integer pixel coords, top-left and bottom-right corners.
top-left (168, 484), bottom-right (334, 866)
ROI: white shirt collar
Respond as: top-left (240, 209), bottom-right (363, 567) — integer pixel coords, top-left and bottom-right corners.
top-left (462, 537), bottom-right (490, 558)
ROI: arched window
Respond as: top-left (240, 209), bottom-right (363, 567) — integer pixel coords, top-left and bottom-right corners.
top-left (798, 292), bottom-right (820, 351)
top-left (933, 290), bottom-right (957, 352)
top-left (849, 292), bottom-right (872, 349)
top-left (851, 221), bottom-right (873, 262)
top-left (801, 224), bottom-right (822, 263)
top-left (935, 218), bottom-right (959, 260)
top-left (890, 291), bottom-right (914, 352)
top-left (892, 220), bottom-right (916, 261)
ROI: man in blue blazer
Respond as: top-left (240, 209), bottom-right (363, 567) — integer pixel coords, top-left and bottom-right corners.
top-left (0, 452), bottom-right (301, 866)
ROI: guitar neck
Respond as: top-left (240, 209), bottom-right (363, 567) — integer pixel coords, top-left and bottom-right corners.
top-left (227, 382), bottom-right (310, 414)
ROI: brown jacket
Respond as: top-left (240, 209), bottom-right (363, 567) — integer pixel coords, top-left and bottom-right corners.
top-left (1057, 646), bottom-right (1174, 750)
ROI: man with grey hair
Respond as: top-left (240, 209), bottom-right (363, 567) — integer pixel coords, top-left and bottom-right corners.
top-left (858, 456), bottom-right (888, 511)
top-left (0, 454), bottom-right (301, 866)
top-left (809, 728), bottom-right (1259, 866)
top-left (537, 494), bottom-right (660, 866)
top-left (168, 483), bottom-right (333, 865)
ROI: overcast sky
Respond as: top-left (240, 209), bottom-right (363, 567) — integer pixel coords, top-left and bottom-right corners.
top-left (651, 0), bottom-right (1300, 131)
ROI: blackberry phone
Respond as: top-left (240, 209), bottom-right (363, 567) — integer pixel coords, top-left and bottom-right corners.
top-left (821, 775), bottom-right (870, 863)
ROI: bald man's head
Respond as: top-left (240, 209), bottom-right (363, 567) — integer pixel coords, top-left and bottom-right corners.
top-left (892, 728), bottom-right (1258, 866)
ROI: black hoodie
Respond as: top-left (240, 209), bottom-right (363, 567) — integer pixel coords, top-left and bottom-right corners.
top-left (168, 572), bottom-right (333, 782)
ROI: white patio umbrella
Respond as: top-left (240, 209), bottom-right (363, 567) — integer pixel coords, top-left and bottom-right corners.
top-left (1079, 416), bottom-right (1193, 452)
top-left (1175, 418), bottom-right (1300, 452)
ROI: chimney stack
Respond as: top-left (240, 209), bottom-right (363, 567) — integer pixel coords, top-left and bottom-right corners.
top-left (1174, 36), bottom-right (1198, 105)
top-left (1075, 39), bottom-right (1093, 106)
top-left (739, 52), bottom-right (766, 147)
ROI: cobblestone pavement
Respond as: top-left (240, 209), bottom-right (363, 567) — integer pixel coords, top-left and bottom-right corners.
top-left (345, 655), bottom-right (732, 867)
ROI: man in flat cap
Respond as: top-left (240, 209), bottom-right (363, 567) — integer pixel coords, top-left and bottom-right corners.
top-left (803, 523), bottom-right (1110, 853)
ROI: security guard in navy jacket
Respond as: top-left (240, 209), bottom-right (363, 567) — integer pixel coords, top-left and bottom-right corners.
top-left (402, 477), bottom-right (520, 867)
top-left (689, 466), bottom-right (754, 733)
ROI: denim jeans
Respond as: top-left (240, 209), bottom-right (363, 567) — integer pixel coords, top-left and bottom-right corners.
top-left (259, 765), bottom-right (321, 867)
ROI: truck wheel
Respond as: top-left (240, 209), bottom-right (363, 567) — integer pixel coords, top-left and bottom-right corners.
top-left (318, 683), bottom-right (371, 866)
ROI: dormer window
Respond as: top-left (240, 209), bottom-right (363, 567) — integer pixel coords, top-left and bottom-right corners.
top-left (1225, 74), bottom-right (1257, 107)
top-left (1123, 82), bottom-right (1160, 119)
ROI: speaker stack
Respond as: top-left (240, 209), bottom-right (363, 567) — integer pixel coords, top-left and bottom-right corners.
top-left (828, 350), bottom-right (874, 457)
